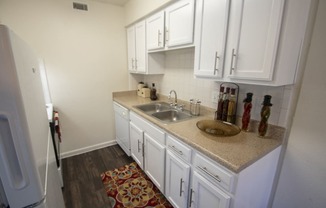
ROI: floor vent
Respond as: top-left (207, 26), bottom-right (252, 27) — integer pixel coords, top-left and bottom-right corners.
top-left (73, 2), bottom-right (88, 11)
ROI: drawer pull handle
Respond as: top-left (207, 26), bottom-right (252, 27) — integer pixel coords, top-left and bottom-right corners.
top-left (168, 145), bottom-right (183, 156)
top-left (197, 166), bottom-right (221, 182)
top-left (179, 178), bottom-right (184, 196)
top-left (137, 140), bottom-right (140, 153)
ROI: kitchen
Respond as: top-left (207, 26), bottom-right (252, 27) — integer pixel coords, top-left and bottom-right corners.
top-left (0, 0), bottom-right (325, 207)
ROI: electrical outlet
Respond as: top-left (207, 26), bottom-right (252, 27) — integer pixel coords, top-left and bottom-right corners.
top-left (211, 91), bottom-right (219, 103)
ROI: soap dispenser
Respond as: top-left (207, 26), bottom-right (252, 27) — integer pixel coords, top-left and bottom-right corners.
top-left (150, 83), bottom-right (158, 101)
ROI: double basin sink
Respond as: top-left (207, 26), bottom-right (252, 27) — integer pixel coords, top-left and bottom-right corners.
top-left (134, 101), bottom-right (241, 136)
top-left (134, 102), bottom-right (193, 124)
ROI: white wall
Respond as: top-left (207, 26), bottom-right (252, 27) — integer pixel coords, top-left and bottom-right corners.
top-left (124, 0), bottom-right (172, 25)
top-left (272, 1), bottom-right (326, 207)
top-left (0, 0), bottom-right (128, 155)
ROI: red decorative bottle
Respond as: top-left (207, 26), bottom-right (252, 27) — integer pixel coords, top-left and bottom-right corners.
top-left (241, 92), bottom-right (253, 131)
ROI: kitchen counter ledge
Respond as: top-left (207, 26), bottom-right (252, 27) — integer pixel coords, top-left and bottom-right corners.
top-left (113, 90), bottom-right (284, 173)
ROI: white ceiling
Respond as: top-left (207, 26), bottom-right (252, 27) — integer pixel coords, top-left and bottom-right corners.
top-left (90, 0), bottom-right (129, 6)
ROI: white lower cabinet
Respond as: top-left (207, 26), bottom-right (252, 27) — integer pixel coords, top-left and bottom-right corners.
top-left (144, 133), bottom-right (165, 193)
top-left (129, 111), bottom-right (166, 193)
top-left (127, 110), bottom-right (281, 208)
top-left (190, 171), bottom-right (230, 208)
top-left (165, 150), bottom-right (191, 208)
top-left (129, 122), bottom-right (144, 169)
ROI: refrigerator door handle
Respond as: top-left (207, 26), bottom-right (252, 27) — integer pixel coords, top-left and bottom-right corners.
top-left (0, 114), bottom-right (28, 190)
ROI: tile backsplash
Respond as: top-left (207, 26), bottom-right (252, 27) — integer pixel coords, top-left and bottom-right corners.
top-left (129, 48), bottom-right (293, 127)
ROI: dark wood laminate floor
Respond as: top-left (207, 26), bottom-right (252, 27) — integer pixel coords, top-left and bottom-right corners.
top-left (62, 144), bottom-right (134, 208)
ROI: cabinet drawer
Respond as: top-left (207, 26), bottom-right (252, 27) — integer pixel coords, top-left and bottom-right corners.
top-left (193, 153), bottom-right (235, 192)
top-left (130, 112), bottom-right (165, 145)
top-left (114, 102), bottom-right (129, 119)
top-left (166, 135), bottom-right (191, 163)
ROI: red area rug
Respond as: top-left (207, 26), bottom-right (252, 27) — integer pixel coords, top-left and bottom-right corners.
top-left (101, 162), bottom-right (173, 208)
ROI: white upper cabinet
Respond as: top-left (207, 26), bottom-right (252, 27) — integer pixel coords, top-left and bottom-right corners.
top-left (127, 25), bottom-right (136, 72)
top-left (165, 0), bottom-right (195, 48)
top-left (194, 0), bottom-right (230, 78)
top-left (194, 0), bottom-right (310, 86)
top-left (146, 11), bottom-right (165, 51)
top-left (146, 0), bottom-right (195, 52)
top-left (225, 0), bottom-right (285, 81)
top-left (127, 21), bottom-right (146, 73)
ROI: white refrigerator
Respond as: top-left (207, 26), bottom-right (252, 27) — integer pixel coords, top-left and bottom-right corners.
top-left (0, 25), bottom-right (65, 208)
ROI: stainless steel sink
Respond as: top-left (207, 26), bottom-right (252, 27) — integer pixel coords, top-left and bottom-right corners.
top-left (134, 102), bottom-right (193, 123)
top-left (134, 102), bottom-right (171, 113)
top-left (151, 110), bottom-right (192, 123)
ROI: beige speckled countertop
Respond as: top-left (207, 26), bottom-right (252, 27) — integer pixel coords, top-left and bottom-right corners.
top-left (113, 90), bottom-right (284, 173)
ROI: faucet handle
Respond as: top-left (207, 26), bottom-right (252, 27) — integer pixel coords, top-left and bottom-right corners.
top-left (177, 104), bottom-right (185, 111)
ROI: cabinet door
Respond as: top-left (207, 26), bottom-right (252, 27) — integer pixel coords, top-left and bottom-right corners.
top-left (127, 26), bottom-right (136, 72)
top-left (190, 171), bottom-right (230, 208)
top-left (135, 21), bottom-right (147, 73)
top-left (194, 0), bottom-right (230, 78)
top-left (226, 0), bottom-right (285, 80)
top-left (144, 133), bottom-right (165, 193)
top-left (165, 150), bottom-right (190, 208)
top-left (130, 122), bottom-right (144, 169)
top-left (146, 11), bottom-right (165, 51)
top-left (165, 0), bottom-right (195, 48)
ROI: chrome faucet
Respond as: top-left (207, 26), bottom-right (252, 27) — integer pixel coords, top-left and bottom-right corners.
top-left (168, 90), bottom-right (178, 106)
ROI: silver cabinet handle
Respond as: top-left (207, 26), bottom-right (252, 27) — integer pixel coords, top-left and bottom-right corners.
top-left (197, 166), bottom-right (221, 182)
top-left (168, 145), bottom-right (183, 156)
top-left (142, 143), bottom-right (145, 157)
top-left (179, 178), bottom-right (184, 196)
top-left (230, 48), bottom-right (236, 75)
top-left (189, 188), bottom-right (194, 207)
top-left (214, 51), bottom-right (220, 75)
top-left (165, 27), bottom-right (169, 44)
top-left (131, 58), bottom-right (135, 69)
top-left (135, 59), bottom-right (138, 70)
top-left (158, 30), bottom-right (162, 47)
top-left (137, 140), bottom-right (140, 153)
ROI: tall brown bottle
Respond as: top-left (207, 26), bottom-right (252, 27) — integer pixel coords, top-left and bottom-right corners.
top-left (222, 87), bottom-right (230, 121)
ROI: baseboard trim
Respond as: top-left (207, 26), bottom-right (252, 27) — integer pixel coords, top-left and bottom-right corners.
top-left (61, 140), bottom-right (117, 159)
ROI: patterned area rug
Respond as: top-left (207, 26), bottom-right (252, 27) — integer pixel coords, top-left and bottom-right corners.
top-left (101, 162), bottom-right (173, 208)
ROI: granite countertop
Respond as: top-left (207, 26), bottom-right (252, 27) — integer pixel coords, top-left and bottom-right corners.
top-left (113, 90), bottom-right (284, 173)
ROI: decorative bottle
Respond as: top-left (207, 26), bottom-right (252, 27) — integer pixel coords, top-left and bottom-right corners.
top-left (258, 95), bottom-right (273, 137)
top-left (215, 86), bottom-right (225, 120)
top-left (227, 88), bottom-right (237, 124)
top-left (222, 87), bottom-right (230, 121)
top-left (150, 83), bottom-right (157, 101)
top-left (241, 92), bottom-right (253, 131)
